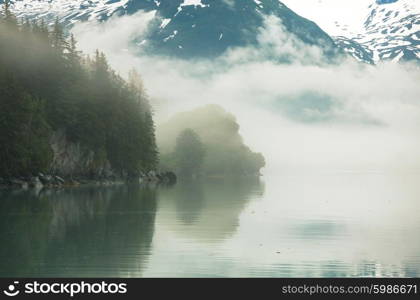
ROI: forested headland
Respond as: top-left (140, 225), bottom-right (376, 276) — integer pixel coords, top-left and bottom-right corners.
top-left (0, 2), bottom-right (265, 188)
top-left (158, 105), bottom-right (266, 178)
top-left (0, 2), bottom-right (159, 183)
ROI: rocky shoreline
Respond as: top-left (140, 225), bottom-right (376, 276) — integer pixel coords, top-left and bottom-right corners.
top-left (0, 171), bottom-right (177, 190)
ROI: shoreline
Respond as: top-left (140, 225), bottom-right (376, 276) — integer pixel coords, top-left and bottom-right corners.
top-left (0, 171), bottom-right (177, 190)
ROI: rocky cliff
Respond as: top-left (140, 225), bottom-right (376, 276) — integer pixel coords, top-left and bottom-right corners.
top-left (0, 131), bottom-right (176, 189)
top-left (49, 130), bottom-right (114, 179)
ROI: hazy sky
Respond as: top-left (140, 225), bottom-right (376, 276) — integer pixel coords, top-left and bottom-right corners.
top-left (280, 0), bottom-right (372, 36)
top-left (72, 11), bottom-right (420, 173)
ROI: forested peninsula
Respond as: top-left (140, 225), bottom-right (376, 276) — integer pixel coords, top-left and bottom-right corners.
top-left (158, 105), bottom-right (265, 178)
top-left (0, 3), bottom-right (173, 188)
top-left (0, 2), bottom-right (265, 189)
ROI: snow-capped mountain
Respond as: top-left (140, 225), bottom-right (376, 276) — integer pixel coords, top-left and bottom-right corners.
top-left (282, 0), bottom-right (419, 63)
top-left (3, 0), bottom-right (344, 61)
top-left (6, 0), bottom-right (417, 63)
top-left (334, 36), bottom-right (375, 64)
top-left (356, 0), bottom-right (420, 62)
top-left (4, 0), bottom-right (131, 24)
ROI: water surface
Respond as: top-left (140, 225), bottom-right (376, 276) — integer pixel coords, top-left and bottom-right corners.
top-left (0, 173), bottom-right (419, 277)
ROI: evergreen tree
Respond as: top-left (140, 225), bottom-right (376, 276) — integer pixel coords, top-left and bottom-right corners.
top-left (0, 4), bottom-right (161, 178)
top-left (128, 69), bottom-right (145, 103)
top-left (1, 0), bottom-right (17, 28)
top-left (66, 34), bottom-right (82, 69)
top-left (142, 111), bottom-right (159, 171)
top-left (51, 18), bottom-right (67, 55)
top-left (173, 129), bottom-right (205, 178)
top-left (0, 76), bottom-right (52, 176)
top-left (21, 18), bottom-right (31, 34)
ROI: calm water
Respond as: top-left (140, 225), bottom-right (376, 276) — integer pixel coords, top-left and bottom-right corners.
top-left (0, 173), bottom-right (419, 277)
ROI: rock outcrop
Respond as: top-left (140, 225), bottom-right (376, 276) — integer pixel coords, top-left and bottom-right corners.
top-left (0, 130), bottom-right (177, 190)
top-left (49, 130), bottom-right (114, 179)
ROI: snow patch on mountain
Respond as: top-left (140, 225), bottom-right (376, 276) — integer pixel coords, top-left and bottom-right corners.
top-left (8, 0), bottom-right (131, 25)
top-left (281, 0), bottom-right (419, 63)
top-left (3, 0), bottom-right (346, 61)
top-left (160, 18), bottom-right (171, 29)
top-left (181, 0), bottom-right (208, 8)
top-left (355, 0), bottom-right (420, 62)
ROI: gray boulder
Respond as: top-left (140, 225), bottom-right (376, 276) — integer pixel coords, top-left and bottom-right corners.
top-left (29, 176), bottom-right (43, 189)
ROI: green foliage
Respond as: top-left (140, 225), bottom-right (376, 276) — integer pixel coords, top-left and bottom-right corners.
top-left (172, 129), bottom-right (205, 178)
top-left (0, 6), bottom-right (158, 177)
top-left (158, 105), bottom-right (265, 177)
top-left (0, 76), bottom-right (52, 176)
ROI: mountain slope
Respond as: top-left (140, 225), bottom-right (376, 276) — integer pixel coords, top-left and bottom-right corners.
top-left (356, 0), bottom-right (420, 62)
top-left (334, 36), bottom-right (375, 64)
top-left (138, 0), bottom-right (342, 59)
top-left (281, 0), bottom-right (419, 63)
top-left (331, 0), bottom-right (419, 63)
top-left (5, 0), bottom-right (344, 61)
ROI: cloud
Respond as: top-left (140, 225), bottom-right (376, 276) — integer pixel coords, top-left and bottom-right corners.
top-left (280, 0), bottom-right (369, 36)
top-left (71, 11), bottom-right (156, 55)
top-left (71, 12), bottom-right (420, 173)
top-left (222, 0), bottom-right (236, 8)
top-left (256, 15), bottom-right (325, 63)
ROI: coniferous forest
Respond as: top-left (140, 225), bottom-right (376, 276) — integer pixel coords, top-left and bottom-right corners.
top-left (0, 2), bottom-right (158, 179)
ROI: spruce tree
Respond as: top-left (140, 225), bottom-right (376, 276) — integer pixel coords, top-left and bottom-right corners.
top-left (0, 4), bottom-right (161, 178)
top-left (173, 129), bottom-right (205, 178)
top-left (1, 0), bottom-right (17, 28)
top-left (51, 18), bottom-right (67, 55)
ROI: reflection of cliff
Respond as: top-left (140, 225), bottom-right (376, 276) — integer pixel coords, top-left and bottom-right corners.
top-left (158, 178), bottom-right (264, 242)
top-left (0, 185), bottom-right (157, 277)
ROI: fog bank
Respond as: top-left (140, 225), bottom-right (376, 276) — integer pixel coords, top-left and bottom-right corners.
top-left (72, 12), bottom-right (420, 173)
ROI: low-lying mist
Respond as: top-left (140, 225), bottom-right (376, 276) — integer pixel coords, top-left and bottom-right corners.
top-left (72, 12), bottom-right (420, 174)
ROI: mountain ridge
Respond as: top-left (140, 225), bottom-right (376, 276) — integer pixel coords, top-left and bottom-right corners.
top-left (3, 0), bottom-right (344, 62)
top-left (4, 0), bottom-right (418, 63)
top-left (331, 0), bottom-right (419, 63)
